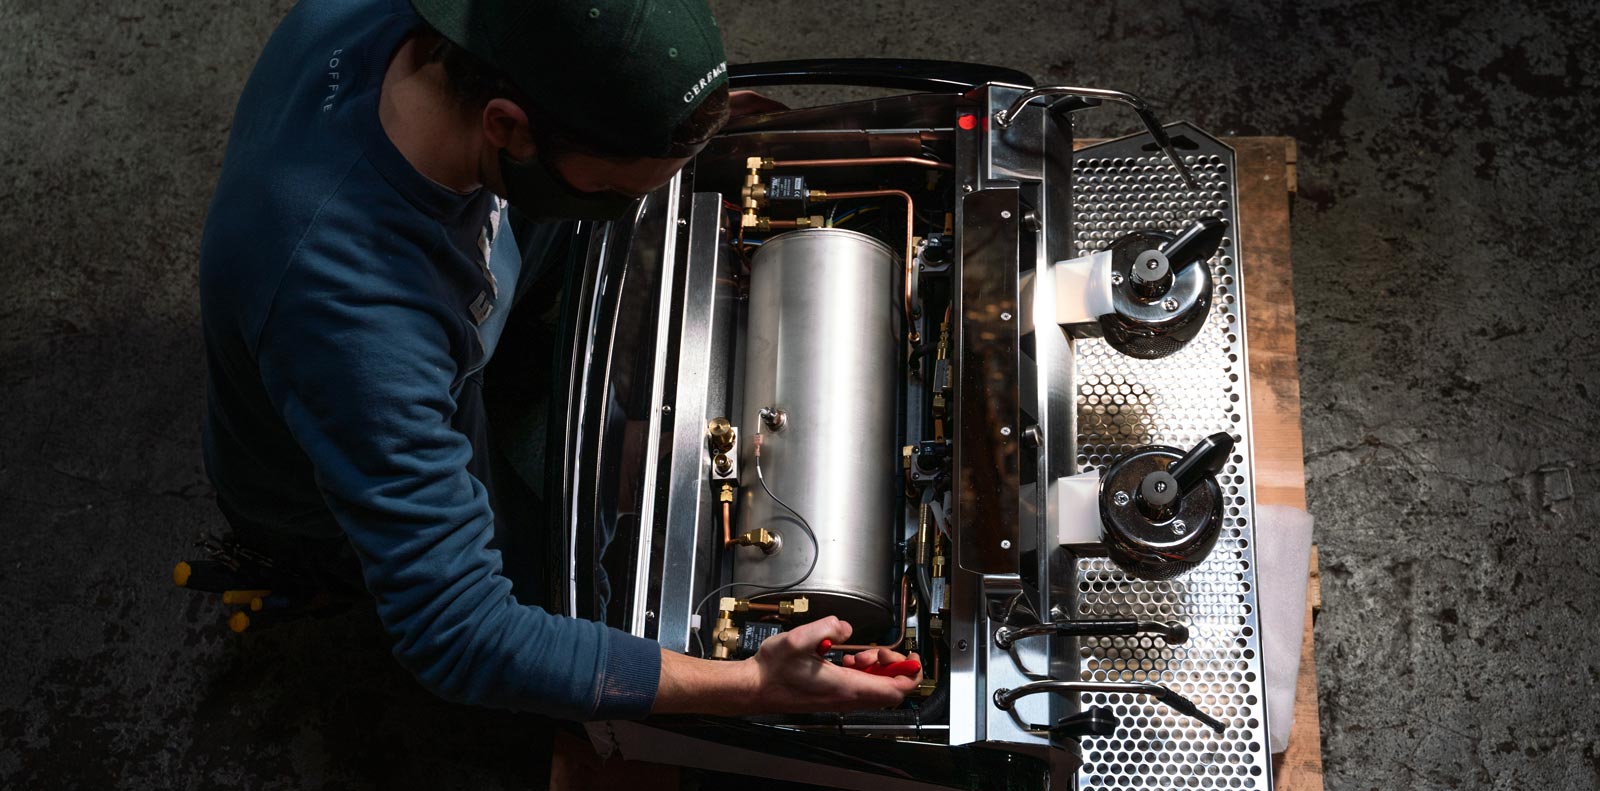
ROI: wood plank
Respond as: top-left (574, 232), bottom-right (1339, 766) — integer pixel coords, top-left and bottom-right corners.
top-left (1236, 138), bottom-right (1310, 513)
top-left (1232, 137), bottom-right (1323, 791)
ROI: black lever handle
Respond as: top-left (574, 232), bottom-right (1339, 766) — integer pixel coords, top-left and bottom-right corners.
top-left (1169, 432), bottom-right (1235, 495)
top-left (1050, 707), bottom-right (1119, 741)
top-left (1160, 217), bottom-right (1228, 273)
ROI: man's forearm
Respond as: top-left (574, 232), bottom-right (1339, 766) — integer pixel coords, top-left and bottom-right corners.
top-left (652, 648), bottom-right (762, 716)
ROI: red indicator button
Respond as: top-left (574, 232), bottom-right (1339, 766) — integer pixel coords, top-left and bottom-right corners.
top-left (957, 113), bottom-right (978, 131)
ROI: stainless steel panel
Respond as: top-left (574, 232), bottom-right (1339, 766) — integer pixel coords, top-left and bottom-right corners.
top-left (652, 192), bottom-right (737, 650)
top-left (984, 84), bottom-right (1045, 185)
top-left (735, 228), bottom-right (900, 636)
top-left (954, 187), bottom-right (1022, 573)
top-left (629, 175), bottom-right (685, 636)
top-left (1069, 126), bottom-right (1272, 790)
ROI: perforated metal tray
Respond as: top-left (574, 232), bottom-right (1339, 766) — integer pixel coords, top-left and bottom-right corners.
top-left (1070, 126), bottom-right (1272, 790)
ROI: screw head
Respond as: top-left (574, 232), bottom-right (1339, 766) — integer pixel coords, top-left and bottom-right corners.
top-left (1001, 209), bottom-right (1013, 219)
top-left (1163, 298), bottom-right (1180, 312)
top-left (1111, 272), bottom-right (1125, 286)
top-left (1000, 311), bottom-right (1012, 321)
top-left (1171, 519), bottom-right (1188, 535)
top-left (1113, 490), bottom-right (1131, 506)
top-left (957, 639), bottom-right (969, 652)
top-left (662, 405), bottom-right (673, 413)
top-left (1145, 258), bottom-right (1162, 271)
top-left (962, 184), bottom-right (975, 193)
top-left (1000, 426), bottom-right (1012, 437)
top-left (1000, 539), bottom-right (1012, 550)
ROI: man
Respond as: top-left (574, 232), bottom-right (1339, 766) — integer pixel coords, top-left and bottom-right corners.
top-left (198, 0), bottom-right (917, 722)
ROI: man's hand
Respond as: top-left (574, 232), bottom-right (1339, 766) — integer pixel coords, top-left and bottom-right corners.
top-left (748, 617), bottom-right (921, 712)
top-left (653, 616), bottom-right (921, 716)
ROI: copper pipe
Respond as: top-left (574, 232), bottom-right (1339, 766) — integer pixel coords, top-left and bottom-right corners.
top-left (746, 602), bottom-right (783, 613)
top-left (722, 501), bottom-right (733, 548)
top-left (812, 189), bottom-right (916, 320)
top-left (766, 219), bottom-right (804, 229)
top-left (832, 573), bottom-right (911, 653)
top-left (769, 156), bottom-right (953, 172)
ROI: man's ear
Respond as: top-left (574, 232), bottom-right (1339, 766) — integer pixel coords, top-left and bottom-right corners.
top-left (482, 98), bottom-right (535, 161)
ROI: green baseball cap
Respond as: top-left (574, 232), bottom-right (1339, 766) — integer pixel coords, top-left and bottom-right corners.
top-left (411, 0), bottom-right (729, 158)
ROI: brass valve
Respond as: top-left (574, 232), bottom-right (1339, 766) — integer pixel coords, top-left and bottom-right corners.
top-left (740, 156), bottom-right (773, 227)
top-left (710, 598), bottom-right (741, 660)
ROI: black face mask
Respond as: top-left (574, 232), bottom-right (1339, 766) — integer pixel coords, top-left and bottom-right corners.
top-left (497, 148), bottom-right (638, 223)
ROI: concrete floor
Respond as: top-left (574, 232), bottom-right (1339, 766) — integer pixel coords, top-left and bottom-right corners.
top-left (2, 0), bottom-right (1596, 788)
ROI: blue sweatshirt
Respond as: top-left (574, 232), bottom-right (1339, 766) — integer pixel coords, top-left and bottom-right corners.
top-left (198, 0), bottom-right (660, 720)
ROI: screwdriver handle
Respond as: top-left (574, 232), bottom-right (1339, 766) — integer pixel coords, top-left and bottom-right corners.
top-left (860, 659), bottom-right (922, 677)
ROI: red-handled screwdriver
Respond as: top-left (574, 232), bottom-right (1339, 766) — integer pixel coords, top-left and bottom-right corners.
top-left (815, 639), bottom-right (921, 677)
top-left (859, 659), bottom-right (922, 677)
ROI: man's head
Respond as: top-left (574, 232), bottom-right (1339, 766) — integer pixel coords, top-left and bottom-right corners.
top-left (412, 0), bottom-right (731, 220)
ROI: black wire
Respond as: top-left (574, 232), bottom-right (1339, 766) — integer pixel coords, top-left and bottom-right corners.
top-left (690, 447), bottom-right (820, 658)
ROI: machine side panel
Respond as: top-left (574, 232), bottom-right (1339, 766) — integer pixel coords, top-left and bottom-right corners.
top-left (953, 188), bottom-right (1022, 574)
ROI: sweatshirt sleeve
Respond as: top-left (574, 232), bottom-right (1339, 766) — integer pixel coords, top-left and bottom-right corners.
top-left (254, 253), bottom-right (660, 721)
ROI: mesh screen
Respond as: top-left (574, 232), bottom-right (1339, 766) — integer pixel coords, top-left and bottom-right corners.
top-left (1070, 137), bottom-right (1272, 790)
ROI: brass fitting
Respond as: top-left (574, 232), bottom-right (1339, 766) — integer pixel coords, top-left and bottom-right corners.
top-left (707, 417), bottom-right (735, 454)
top-left (712, 453), bottom-right (733, 476)
top-left (732, 527), bottom-right (781, 554)
top-left (724, 596), bottom-right (810, 617)
top-left (717, 482), bottom-right (735, 504)
top-left (743, 214), bottom-right (827, 232)
top-left (775, 597), bottom-right (809, 617)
